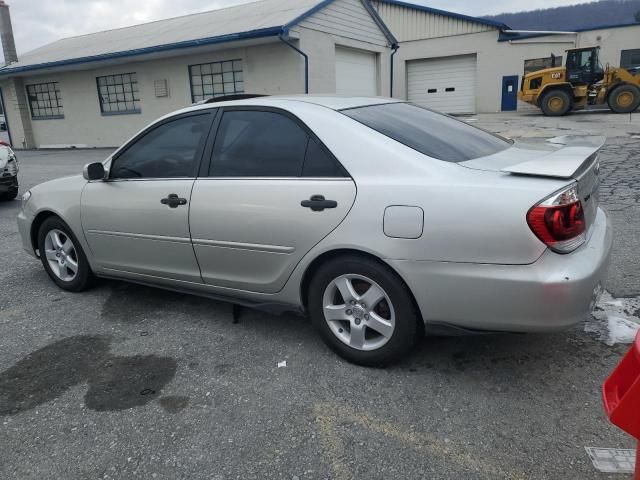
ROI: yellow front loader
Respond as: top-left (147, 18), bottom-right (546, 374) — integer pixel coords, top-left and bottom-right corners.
top-left (518, 46), bottom-right (640, 116)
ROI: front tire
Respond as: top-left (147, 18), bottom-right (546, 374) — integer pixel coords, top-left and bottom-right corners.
top-left (308, 255), bottom-right (420, 366)
top-left (608, 84), bottom-right (640, 113)
top-left (37, 216), bottom-right (95, 292)
top-left (540, 89), bottom-right (572, 116)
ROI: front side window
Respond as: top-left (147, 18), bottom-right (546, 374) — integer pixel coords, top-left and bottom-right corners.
top-left (110, 114), bottom-right (212, 179)
top-left (26, 82), bottom-right (63, 119)
top-left (342, 103), bottom-right (510, 162)
top-left (209, 110), bottom-right (345, 178)
top-left (97, 73), bottom-right (140, 114)
top-left (567, 50), bottom-right (593, 70)
top-left (189, 60), bottom-right (243, 103)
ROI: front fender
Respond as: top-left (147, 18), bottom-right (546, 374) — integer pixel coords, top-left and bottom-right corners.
top-left (22, 175), bottom-right (95, 266)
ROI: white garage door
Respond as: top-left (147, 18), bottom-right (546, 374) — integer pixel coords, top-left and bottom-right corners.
top-left (407, 54), bottom-right (477, 114)
top-left (335, 47), bottom-right (377, 96)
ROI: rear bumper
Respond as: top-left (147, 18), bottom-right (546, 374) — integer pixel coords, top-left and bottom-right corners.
top-left (389, 207), bottom-right (613, 333)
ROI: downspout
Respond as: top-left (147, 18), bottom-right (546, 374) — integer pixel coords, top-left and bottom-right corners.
top-left (390, 43), bottom-right (399, 97)
top-left (279, 31), bottom-right (309, 94)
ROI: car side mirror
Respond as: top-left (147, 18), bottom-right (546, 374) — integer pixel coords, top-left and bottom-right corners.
top-left (83, 162), bottom-right (106, 181)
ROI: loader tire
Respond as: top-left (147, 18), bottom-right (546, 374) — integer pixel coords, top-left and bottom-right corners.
top-left (540, 89), bottom-right (572, 116)
top-left (607, 84), bottom-right (640, 113)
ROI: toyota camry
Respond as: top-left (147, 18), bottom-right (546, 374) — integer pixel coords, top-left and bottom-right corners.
top-left (17, 95), bottom-right (612, 365)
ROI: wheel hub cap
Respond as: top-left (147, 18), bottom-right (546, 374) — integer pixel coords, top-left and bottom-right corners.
top-left (618, 92), bottom-right (632, 107)
top-left (549, 97), bottom-right (563, 111)
top-left (352, 304), bottom-right (366, 319)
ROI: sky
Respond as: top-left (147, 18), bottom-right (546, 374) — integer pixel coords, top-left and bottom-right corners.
top-left (3, 0), bottom-right (591, 63)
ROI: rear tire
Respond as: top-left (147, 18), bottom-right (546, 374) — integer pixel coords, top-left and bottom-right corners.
top-left (540, 89), bottom-right (572, 116)
top-left (607, 84), bottom-right (640, 113)
top-left (37, 216), bottom-right (95, 292)
top-left (307, 255), bottom-right (420, 366)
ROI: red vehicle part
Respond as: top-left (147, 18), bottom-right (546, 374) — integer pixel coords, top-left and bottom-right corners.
top-left (603, 331), bottom-right (640, 478)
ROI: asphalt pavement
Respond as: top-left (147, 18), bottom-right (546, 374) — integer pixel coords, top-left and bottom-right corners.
top-left (1, 111), bottom-right (639, 479)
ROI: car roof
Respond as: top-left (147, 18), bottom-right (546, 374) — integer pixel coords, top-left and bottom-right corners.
top-left (181, 95), bottom-right (399, 116)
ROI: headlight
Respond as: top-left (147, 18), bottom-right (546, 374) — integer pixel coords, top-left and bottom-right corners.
top-left (21, 190), bottom-right (32, 209)
top-left (7, 156), bottom-right (17, 176)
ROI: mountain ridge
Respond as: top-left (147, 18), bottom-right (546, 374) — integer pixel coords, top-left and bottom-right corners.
top-left (484, 0), bottom-right (640, 31)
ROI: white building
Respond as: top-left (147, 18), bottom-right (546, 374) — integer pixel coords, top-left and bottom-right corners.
top-left (0, 0), bottom-right (396, 148)
top-left (0, 0), bottom-right (638, 148)
top-left (373, 0), bottom-right (640, 114)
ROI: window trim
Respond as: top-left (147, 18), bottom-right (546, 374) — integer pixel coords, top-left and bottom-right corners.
top-left (26, 81), bottom-right (64, 120)
top-left (96, 72), bottom-right (141, 116)
top-left (107, 110), bottom-right (216, 182)
top-left (188, 59), bottom-right (244, 104)
top-left (200, 106), bottom-right (351, 179)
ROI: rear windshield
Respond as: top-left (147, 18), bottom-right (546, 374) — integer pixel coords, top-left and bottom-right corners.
top-left (341, 103), bottom-right (510, 162)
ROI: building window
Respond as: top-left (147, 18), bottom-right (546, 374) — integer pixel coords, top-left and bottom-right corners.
top-left (26, 82), bottom-right (63, 119)
top-left (621, 49), bottom-right (640, 70)
top-left (96, 73), bottom-right (140, 115)
top-left (524, 56), bottom-right (563, 75)
top-left (189, 59), bottom-right (243, 103)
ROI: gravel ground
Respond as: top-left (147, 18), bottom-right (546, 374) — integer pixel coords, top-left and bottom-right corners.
top-left (0, 110), bottom-right (639, 480)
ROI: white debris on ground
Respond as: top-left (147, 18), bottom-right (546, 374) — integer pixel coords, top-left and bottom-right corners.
top-left (585, 447), bottom-right (636, 474)
top-left (277, 360), bottom-right (287, 368)
top-left (585, 290), bottom-right (640, 345)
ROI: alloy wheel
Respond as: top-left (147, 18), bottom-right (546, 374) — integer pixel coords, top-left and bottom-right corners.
top-left (322, 274), bottom-right (396, 351)
top-left (43, 229), bottom-right (79, 282)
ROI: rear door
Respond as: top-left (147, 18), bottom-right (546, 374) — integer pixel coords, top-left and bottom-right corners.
top-left (189, 107), bottom-right (356, 293)
top-left (82, 111), bottom-right (214, 283)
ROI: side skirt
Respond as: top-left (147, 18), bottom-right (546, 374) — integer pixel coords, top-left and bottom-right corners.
top-left (96, 273), bottom-right (305, 317)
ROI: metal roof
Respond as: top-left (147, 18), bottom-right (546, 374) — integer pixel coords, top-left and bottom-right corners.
top-left (0, 0), bottom-right (395, 76)
top-left (376, 0), bottom-right (509, 30)
top-left (497, 22), bottom-right (639, 42)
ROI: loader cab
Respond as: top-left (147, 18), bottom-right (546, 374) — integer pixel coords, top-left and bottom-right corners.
top-left (566, 47), bottom-right (604, 86)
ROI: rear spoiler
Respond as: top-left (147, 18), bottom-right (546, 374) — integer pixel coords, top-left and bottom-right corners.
top-left (501, 136), bottom-right (605, 179)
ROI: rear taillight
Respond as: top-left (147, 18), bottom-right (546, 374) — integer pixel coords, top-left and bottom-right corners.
top-left (527, 183), bottom-right (586, 253)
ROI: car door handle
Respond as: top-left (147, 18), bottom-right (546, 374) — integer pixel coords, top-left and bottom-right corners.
top-left (160, 193), bottom-right (187, 208)
top-left (301, 195), bottom-right (338, 212)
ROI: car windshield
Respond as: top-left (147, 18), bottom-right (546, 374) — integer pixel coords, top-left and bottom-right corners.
top-left (341, 102), bottom-right (511, 162)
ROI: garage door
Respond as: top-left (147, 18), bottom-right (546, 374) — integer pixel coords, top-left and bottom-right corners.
top-left (407, 54), bottom-right (477, 114)
top-left (335, 47), bottom-right (377, 96)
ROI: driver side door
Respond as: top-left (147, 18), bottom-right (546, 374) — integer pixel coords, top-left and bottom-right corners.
top-left (81, 111), bottom-right (214, 283)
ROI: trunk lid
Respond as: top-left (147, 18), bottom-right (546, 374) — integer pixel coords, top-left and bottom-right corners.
top-left (461, 135), bottom-right (604, 236)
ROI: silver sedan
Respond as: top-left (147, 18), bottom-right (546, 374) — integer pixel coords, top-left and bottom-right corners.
top-left (17, 96), bottom-right (612, 365)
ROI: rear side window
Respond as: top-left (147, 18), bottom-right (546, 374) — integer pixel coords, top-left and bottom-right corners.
top-left (342, 103), bottom-right (510, 162)
top-left (209, 110), bottom-right (346, 177)
top-left (302, 138), bottom-right (344, 177)
top-left (210, 110), bottom-right (307, 177)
